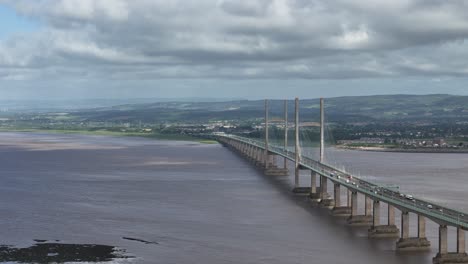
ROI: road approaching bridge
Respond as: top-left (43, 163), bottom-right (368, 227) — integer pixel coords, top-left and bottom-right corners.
top-left (213, 98), bottom-right (468, 264)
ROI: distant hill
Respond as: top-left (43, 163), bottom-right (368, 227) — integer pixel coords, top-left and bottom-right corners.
top-left (70, 94), bottom-right (468, 124)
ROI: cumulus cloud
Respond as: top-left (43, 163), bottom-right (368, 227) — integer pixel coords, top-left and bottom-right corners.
top-left (1, 0), bottom-right (468, 83)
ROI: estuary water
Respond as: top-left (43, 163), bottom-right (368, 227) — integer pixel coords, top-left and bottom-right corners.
top-left (0, 132), bottom-right (467, 264)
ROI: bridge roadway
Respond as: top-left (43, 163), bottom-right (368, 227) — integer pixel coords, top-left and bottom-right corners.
top-left (219, 134), bottom-right (468, 231)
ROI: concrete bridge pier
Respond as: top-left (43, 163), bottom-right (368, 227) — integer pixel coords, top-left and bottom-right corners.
top-left (250, 146), bottom-right (257, 161)
top-left (247, 145), bottom-right (254, 161)
top-left (347, 189), bottom-right (352, 207)
top-left (263, 149), bottom-right (270, 168)
top-left (331, 184), bottom-right (351, 217)
top-left (459, 228), bottom-right (467, 256)
top-left (229, 141), bottom-right (237, 151)
top-left (254, 147), bottom-right (265, 168)
top-left (396, 213), bottom-right (431, 251)
top-left (319, 176), bottom-right (334, 208)
top-left (292, 166), bottom-right (312, 194)
top-left (433, 227), bottom-right (468, 264)
top-left (347, 193), bottom-right (372, 226)
top-left (238, 143), bottom-right (244, 153)
top-left (266, 153), bottom-right (274, 167)
top-left (240, 143), bottom-right (247, 155)
top-left (334, 184), bottom-right (340, 207)
top-left (264, 153), bottom-right (289, 176)
top-left (244, 144), bottom-right (250, 157)
top-left (388, 205), bottom-right (396, 225)
top-left (368, 201), bottom-right (399, 238)
top-left (365, 196), bottom-right (372, 216)
top-left (269, 154), bottom-right (277, 167)
top-left (309, 171), bottom-right (321, 201)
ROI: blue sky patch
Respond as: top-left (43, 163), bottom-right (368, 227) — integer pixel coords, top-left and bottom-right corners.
top-left (0, 4), bottom-right (40, 39)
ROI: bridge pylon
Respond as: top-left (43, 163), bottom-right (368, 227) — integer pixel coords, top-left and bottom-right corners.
top-left (263, 99), bottom-right (288, 176)
top-left (291, 98), bottom-right (310, 194)
top-left (318, 98), bottom-right (334, 206)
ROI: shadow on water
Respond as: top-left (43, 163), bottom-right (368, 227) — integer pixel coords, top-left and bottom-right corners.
top-left (0, 242), bottom-right (131, 263)
top-left (226, 147), bottom-right (433, 264)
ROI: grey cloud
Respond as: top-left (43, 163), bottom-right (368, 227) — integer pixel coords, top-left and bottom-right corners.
top-left (2, 0), bottom-right (468, 85)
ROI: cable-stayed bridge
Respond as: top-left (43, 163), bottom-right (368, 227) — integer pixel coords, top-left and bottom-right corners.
top-left (213, 98), bottom-right (468, 264)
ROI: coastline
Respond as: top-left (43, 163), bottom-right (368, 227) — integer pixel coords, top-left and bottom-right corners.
top-left (337, 146), bottom-right (468, 153)
top-left (0, 128), bottom-right (218, 144)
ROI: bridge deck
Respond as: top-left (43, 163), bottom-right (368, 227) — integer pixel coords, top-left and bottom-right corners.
top-left (218, 134), bottom-right (468, 230)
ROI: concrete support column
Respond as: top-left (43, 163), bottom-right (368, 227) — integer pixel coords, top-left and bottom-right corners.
top-left (388, 205), bottom-right (395, 226)
top-left (334, 184), bottom-right (341, 206)
top-left (433, 226), bottom-right (468, 264)
top-left (346, 191), bottom-right (369, 225)
top-left (257, 148), bottom-right (263, 164)
top-left (320, 175), bottom-right (328, 199)
top-left (373, 200), bottom-right (380, 227)
top-left (397, 212), bottom-right (430, 250)
top-left (272, 154), bottom-right (277, 166)
top-left (264, 155), bottom-right (289, 177)
top-left (351, 191), bottom-right (358, 216)
top-left (458, 228), bottom-right (466, 254)
top-left (369, 201), bottom-right (399, 238)
top-left (365, 196), bottom-right (372, 216)
top-left (401, 211), bottom-right (409, 239)
top-left (439, 225), bottom-right (448, 255)
top-left (310, 172), bottom-right (317, 194)
top-left (347, 189), bottom-right (352, 207)
top-left (294, 167), bottom-right (299, 188)
top-left (418, 215), bottom-right (426, 238)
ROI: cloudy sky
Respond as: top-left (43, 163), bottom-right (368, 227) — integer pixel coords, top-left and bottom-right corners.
top-left (1, 0), bottom-right (468, 100)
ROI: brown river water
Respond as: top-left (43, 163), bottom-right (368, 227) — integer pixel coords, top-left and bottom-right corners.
top-left (0, 132), bottom-right (467, 263)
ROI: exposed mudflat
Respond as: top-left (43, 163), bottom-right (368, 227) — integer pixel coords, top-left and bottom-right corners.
top-left (0, 242), bottom-right (129, 263)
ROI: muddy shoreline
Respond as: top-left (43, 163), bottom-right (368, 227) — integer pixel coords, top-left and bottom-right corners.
top-left (338, 146), bottom-right (468, 153)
